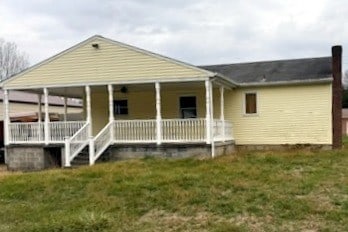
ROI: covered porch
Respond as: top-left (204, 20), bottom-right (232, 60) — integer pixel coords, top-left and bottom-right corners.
top-left (4, 79), bottom-right (234, 166)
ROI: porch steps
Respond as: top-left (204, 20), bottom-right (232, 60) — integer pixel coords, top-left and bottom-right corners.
top-left (70, 146), bottom-right (112, 167)
top-left (71, 147), bottom-right (89, 167)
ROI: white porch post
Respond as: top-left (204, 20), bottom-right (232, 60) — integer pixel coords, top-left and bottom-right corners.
top-left (38, 94), bottom-right (42, 122)
top-left (63, 97), bottom-right (68, 121)
top-left (85, 85), bottom-right (94, 165)
top-left (108, 84), bottom-right (114, 141)
top-left (85, 86), bottom-right (92, 134)
top-left (210, 81), bottom-right (215, 157)
top-left (205, 80), bottom-right (211, 144)
top-left (220, 86), bottom-right (225, 142)
top-left (64, 139), bottom-right (71, 167)
top-left (4, 90), bottom-right (9, 145)
top-left (38, 94), bottom-right (42, 141)
top-left (155, 82), bottom-right (162, 145)
top-left (44, 88), bottom-right (50, 144)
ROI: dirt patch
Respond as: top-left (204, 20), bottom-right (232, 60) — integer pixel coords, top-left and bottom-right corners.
top-left (139, 210), bottom-right (276, 231)
top-left (139, 210), bottom-right (228, 231)
top-left (0, 165), bottom-right (13, 179)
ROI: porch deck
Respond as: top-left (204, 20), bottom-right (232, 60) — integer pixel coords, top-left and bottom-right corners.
top-left (8, 118), bottom-right (233, 167)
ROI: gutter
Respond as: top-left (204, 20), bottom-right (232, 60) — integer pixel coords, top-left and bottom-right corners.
top-left (207, 72), bottom-right (332, 89)
top-left (237, 77), bottom-right (333, 87)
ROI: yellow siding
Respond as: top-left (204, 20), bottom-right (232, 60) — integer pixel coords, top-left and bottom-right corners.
top-left (212, 88), bottom-right (221, 119)
top-left (90, 86), bottom-right (210, 135)
top-left (5, 37), bottom-right (209, 89)
top-left (90, 83), bottom-right (332, 145)
top-left (162, 88), bottom-right (206, 119)
top-left (224, 84), bottom-right (332, 145)
top-left (0, 102), bottom-right (82, 121)
top-left (91, 90), bottom-right (108, 135)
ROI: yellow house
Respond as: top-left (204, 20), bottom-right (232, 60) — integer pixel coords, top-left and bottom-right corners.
top-left (0, 35), bottom-right (341, 171)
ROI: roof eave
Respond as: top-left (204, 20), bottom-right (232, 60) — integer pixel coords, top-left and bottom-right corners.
top-left (237, 77), bottom-right (333, 87)
top-left (211, 73), bottom-right (239, 88)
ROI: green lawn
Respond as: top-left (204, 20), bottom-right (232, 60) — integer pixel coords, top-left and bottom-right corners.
top-left (0, 147), bottom-right (347, 231)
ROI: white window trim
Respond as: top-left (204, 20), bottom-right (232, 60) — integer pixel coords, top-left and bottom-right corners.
top-left (179, 95), bottom-right (197, 119)
top-left (243, 91), bottom-right (259, 116)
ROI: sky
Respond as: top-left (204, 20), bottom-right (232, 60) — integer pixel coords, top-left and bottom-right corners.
top-left (0, 0), bottom-right (347, 71)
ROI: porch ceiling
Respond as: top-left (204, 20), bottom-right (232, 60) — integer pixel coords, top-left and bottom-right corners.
top-left (91, 82), bottom-right (208, 93)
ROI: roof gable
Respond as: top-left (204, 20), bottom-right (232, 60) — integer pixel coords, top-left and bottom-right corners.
top-left (2, 35), bottom-right (213, 89)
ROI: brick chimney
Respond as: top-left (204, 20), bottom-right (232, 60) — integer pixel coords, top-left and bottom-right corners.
top-left (332, 45), bottom-right (343, 149)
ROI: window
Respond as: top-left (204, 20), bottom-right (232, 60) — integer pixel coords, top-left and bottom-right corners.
top-left (114, 100), bottom-right (128, 115)
top-left (245, 93), bottom-right (257, 114)
top-left (180, 96), bottom-right (197, 118)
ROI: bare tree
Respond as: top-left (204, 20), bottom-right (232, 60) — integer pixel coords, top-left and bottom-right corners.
top-left (343, 70), bottom-right (348, 89)
top-left (0, 38), bottom-right (29, 80)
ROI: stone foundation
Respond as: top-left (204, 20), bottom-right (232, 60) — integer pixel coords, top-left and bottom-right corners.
top-left (236, 144), bottom-right (332, 151)
top-left (98, 142), bottom-right (235, 162)
top-left (5, 146), bottom-right (61, 171)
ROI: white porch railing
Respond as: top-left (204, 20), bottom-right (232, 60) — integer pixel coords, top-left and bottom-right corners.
top-left (8, 122), bottom-right (44, 143)
top-left (113, 120), bottom-right (157, 143)
top-left (213, 119), bottom-right (234, 141)
top-left (49, 121), bottom-right (86, 142)
top-left (64, 122), bottom-right (90, 167)
top-left (8, 119), bottom-right (234, 166)
top-left (8, 118), bottom-right (233, 151)
top-left (93, 121), bottom-right (113, 163)
top-left (223, 121), bottom-right (234, 141)
top-left (111, 118), bottom-right (232, 144)
top-left (8, 121), bottom-right (86, 144)
top-left (162, 118), bottom-right (206, 142)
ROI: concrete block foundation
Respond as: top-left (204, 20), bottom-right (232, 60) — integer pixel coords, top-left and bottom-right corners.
top-left (5, 142), bottom-right (235, 171)
top-left (236, 144), bottom-right (332, 151)
top-left (5, 146), bottom-right (61, 171)
top-left (98, 142), bottom-right (236, 162)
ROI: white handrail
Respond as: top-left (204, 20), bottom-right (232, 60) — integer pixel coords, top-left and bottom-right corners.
top-left (64, 122), bottom-right (90, 167)
top-left (49, 121), bottom-right (86, 142)
top-left (93, 121), bottom-right (113, 163)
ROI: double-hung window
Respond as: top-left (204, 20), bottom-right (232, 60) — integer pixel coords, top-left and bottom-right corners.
top-left (180, 96), bottom-right (197, 118)
top-left (245, 93), bottom-right (257, 114)
top-left (114, 100), bottom-right (128, 115)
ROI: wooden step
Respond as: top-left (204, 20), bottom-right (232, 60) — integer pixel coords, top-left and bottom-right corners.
top-left (71, 148), bottom-right (89, 167)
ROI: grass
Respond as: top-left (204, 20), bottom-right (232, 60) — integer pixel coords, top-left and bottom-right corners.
top-left (0, 147), bottom-right (347, 231)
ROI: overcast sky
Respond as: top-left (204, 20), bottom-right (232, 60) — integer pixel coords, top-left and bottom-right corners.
top-left (0, 0), bottom-right (347, 70)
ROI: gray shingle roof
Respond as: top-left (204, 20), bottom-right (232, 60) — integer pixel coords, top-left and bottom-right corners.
top-left (199, 57), bottom-right (332, 86)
